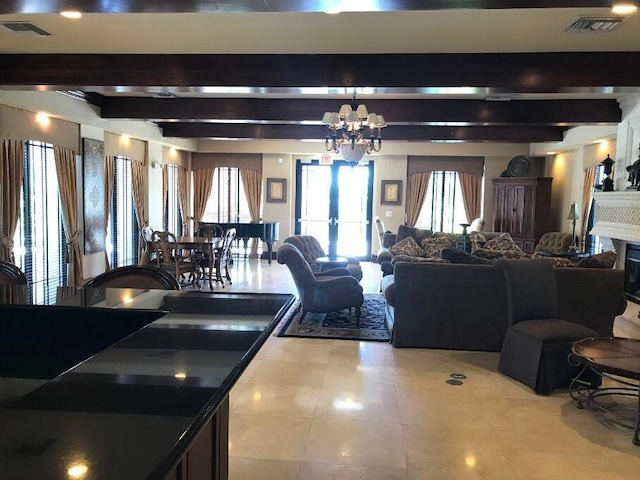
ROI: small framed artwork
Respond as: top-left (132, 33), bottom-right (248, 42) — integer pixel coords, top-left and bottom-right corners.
top-left (266, 178), bottom-right (287, 203)
top-left (381, 180), bottom-right (402, 205)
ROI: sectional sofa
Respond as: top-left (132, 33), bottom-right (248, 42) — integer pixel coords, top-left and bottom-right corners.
top-left (381, 261), bottom-right (627, 350)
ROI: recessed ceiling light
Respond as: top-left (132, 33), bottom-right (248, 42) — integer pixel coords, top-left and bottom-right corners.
top-left (612, 3), bottom-right (637, 14)
top-left (60, 11), bottom-right (82, 19)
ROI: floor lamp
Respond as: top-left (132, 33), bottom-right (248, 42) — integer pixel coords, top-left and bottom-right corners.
top-left (567, 202), bottom-right (580, 253)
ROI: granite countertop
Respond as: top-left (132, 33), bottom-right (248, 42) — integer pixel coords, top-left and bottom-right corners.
top-left (0, 288), bottom-right (294, 480)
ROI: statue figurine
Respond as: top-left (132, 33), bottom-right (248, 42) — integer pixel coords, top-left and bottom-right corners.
top-left (627, 158), bottom-right (640, 190)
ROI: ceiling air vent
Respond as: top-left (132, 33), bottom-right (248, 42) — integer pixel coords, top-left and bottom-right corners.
top-left (1, 22), bottom-right (51, 37)
top-left (564, 16), bottom-right (628, 32)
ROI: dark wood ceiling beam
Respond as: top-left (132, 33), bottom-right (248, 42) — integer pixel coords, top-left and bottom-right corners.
top-left (158, 122), bottom-right (567, 143)
top-left (0, 1), bottom-right (615, 15)
top-left (101, 97), bottom-right (620, 124)
top-left (2, 53), bottom-right (640, 91)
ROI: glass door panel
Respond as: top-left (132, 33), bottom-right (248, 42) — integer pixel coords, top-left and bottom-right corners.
top-left (296, 160), bottom-right (373, 260)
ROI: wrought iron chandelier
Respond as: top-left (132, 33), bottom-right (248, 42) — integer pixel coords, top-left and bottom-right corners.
top-left (321, 93), bottom-right (387, 162)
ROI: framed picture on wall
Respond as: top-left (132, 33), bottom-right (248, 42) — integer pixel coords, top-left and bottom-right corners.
top-left (266, 178), bottom-right (287, 203)
top-left (83, 138), bottom-right (106, 254)
top-left (381, 180), bottom-right (402, 205)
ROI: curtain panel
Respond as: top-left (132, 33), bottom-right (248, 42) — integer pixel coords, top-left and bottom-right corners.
top-left (0, 140), bottom-right (24, 263)
top-left (193, 168), bottom-right (215, 230)
top-left (177, 166), bottom-right (190, 231)
top-left (53, 146), bottom-right (83, 286)
top-left (240, 169), bottom-right (263, 258)
top-left (458, 172), bottom-right (483, 224)
top-left (406, 172), bottom-right (431, 227)
top-left (131, 160), bottom-right (149, 264)
top-left (103, 155), bottom-right (115, 270)
top-left (580, 166), bottom-right (597, 249)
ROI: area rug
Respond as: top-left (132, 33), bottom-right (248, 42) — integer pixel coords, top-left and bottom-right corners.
top-left (276, 293), bottom-right (390, 342)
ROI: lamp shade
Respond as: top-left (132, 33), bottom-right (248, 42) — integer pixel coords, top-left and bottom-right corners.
top-left (566, 202), bottom-right (580, 220)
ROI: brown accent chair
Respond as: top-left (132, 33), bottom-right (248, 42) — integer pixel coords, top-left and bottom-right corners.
top-left (84, 265), bottom-right (181, 290)
top-left (533, 232), bottom-right (575, 254)
top-left (0, 261), bottom-right (27, 285)
top-left (277, 243), bottom-right (364, 325)
top-left (282, 235), bottom-right (363, 281)
top-left (495, 259), bottom-right (601, 395)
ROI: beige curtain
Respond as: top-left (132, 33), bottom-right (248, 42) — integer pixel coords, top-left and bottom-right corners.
top-left (54, 146), bottom-right (83, 286)
top-left (103, 155), bottom-right (115, 270)
top-left (131, 160), bottom-right (148, 264)
top-left (0, 140), bottom-right (24, 263)
top-left (580, 166), bottom-right (598, 250)
top-left (161, 164), bottom-right (168, 227)
top-left (193, 168), bottom-right (215, 230)
top-left (177, 166), bottom-right (190, 233)
top-left (241, 169), bottom-right (263, 258)
top-left (458, 172), bottom-right (483, 224)
top-left (406, 172), bottom-right (431, 227)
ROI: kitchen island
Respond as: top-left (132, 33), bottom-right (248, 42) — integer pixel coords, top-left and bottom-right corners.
top-left (0, 287), bottom-right (295, 480)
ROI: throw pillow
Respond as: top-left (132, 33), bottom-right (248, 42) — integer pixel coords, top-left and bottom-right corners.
top-left (575, 251), bottom-right (617, 269)
top-left (469, 231), bottom-right (487, 252)
top-left (484, 232), bottom-right (520, 252)
top-left (440, 247), bottom-right (493, 265)
top-left (389, 236), bottom-right (424, 258)
top-left (420, 233), bottom-right (457, 258)
top-left (397, 225), bottom-right (433, 244)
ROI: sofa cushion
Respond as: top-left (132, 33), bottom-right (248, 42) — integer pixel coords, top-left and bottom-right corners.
top-left (575, 251), bottom-right (617, 269)
top-left (389, 236), bottom-right (424, 257)
top-left (392, 254), bottom-right (449, 264)
top-left (474, 248), bottom-right (529, 261)
top-left (440, 247), bottom-right (493, 265)
top-left (420, 232), bottom-right (458, 258)
top-left (397, 225), bottom-right (433, 244)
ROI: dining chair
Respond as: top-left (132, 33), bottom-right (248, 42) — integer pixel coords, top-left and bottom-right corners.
top-left (210, 228), bottom-right (236, 287)
top-left (151, 230), bottom-right (201, 289)
top-left (0, 261), bottom-right (28, 285)
top-left (84, 265), bottom-right (181, 290)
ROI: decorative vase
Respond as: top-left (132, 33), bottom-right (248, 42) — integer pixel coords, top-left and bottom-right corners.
top-left (456, 223), bottom-right (472, 253)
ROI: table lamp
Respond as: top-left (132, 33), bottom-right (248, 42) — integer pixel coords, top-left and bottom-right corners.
top-left (567, 202), bottom-right (580, 253)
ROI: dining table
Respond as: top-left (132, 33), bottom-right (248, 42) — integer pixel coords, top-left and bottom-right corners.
top-left (169, 236), bottom-right (223, 289)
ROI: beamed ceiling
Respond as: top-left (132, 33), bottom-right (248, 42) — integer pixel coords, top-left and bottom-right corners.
top-left (1, 1), bottom-right (639, 145)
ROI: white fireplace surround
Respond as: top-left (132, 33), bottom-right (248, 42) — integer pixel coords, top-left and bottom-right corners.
top-left (591, 191), bottom-right (640, 244)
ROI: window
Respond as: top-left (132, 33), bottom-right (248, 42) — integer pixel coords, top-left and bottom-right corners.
top-left (13, 140), bottom-right (67, 303)
top-left (163, 164), bottom-right (183, 235)
top-left (107, 155), bottom-right (138, 267)
top-left (415, 171), bottom-right (468, 233)
top-left (202, 167), bottom-right (251, 223)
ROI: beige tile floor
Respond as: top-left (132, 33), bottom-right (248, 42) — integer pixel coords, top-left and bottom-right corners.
top-left (208, 258), bottom-right (640, 480)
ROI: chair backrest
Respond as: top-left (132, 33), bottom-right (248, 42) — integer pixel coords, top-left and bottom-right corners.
top-left (374, 217), bottom-right (385, 249)
top-left (151, 230), bottom-right (179, 269)
top-left (534, 232), bottom-right (574, 254)
top-left (0, 261), bottom-right (27, 285)
top-left (282, 235), bottom-right (326, 265)
top-left (84, 265), bottom-right (181, 290)
top-left (197, 222), bottom-right (224, 239)
top-left (276, 243), bottom-right (317, 289)
top-left (469, 217), bottom-right (485, 232)
top-left (218, 228), bottom-right (236, 265)
top-left (494, 259), bottom-right (557, 325)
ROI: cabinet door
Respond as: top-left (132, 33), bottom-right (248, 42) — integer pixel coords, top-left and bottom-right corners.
top-left (512, 185), bottom-right (526, 237)
top-left (492, 185), bottom-right (507, 232)
top-left (521, 186), bottom-right (537, 238)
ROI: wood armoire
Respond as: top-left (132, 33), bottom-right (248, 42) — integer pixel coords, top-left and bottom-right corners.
top-left (491, 177), bottom-right (552, 253)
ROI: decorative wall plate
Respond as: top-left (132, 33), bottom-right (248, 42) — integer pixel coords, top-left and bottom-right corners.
top-left (507, 155), bottom-right (531, 177)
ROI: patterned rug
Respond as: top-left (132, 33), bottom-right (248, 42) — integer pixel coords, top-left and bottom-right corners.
top-left (276, 294), bottom-right (391, 342)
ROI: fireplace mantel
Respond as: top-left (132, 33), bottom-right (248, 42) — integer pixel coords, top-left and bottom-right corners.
top-left (591, 191), bottom-right (640, 243)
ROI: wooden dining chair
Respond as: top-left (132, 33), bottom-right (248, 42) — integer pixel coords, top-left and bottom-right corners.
top-left (84, 265), bottom-right (181, 290)
top-left (151, 231), bottom-right (201, 289)
top-left (211, 228), bottom-right (236, 287)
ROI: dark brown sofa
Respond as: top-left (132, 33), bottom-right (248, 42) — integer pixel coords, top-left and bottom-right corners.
top-left (381, 261), bottom-right (626, 350)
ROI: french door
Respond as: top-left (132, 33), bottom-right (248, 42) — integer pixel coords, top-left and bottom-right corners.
top-left (295, 159), bottom-right (373, 260)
